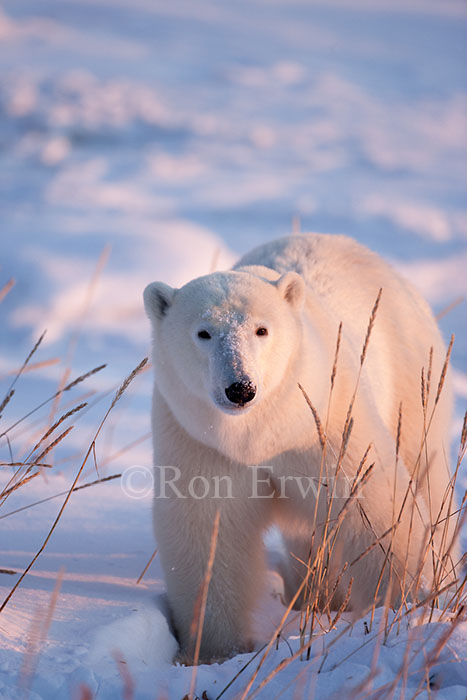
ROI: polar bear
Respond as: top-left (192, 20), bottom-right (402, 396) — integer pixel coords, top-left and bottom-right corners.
top-left (144, 234), bottom-right (458, 663)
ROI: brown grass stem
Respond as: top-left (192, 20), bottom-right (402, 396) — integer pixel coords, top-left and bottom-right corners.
top-left (189, 510), bottom-right (221, 696)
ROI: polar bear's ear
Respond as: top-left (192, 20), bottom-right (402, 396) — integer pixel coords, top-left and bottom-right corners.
top-left (275, 272), bottom-right (305, 309)
top-left (143, 282), bottom-right (176, 320)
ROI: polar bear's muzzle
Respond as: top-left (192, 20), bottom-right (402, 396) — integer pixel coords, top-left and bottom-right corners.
top-left (211, 375), bottom-right (259, 414)
top-left (225, 379), bottom-right (257, 407)
top-left (210, 335), bottom-right (259, 413)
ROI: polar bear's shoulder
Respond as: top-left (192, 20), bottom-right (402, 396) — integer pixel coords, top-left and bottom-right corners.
top-left (235, 233), bottom-right (380, 278)
top-left (234, 233), bottom-right (432, 320)
top-left (234, 233), bottom-right (390, 301)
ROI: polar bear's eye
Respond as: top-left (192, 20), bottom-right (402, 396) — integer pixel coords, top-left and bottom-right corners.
top-left (198, 329), bottom-right (212, 340)
top-left (256, 327), bottom-right (268, 337)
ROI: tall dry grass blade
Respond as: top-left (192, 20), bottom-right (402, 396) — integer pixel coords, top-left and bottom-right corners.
top-left (109, 358), bottom-right (148, 411)
top-left (243, 614), bottom-right (353, 700)
top-left (18, 606), bottom-right (42, 699)
top-left (89, 441), bottom-right (99, 479)
top-left (18, 567), bottom-right (64, 696)
top-left (12, 330), bottom-right (46, 382)
top-left (4, 433), bottom-right (13, 464)
top-left (368, 540), bottom-right (397, 635)
top-left (421, 367), bottom-right (427, 413)
top-left (0, 462), bottom-right (52, 468)
top-left (136, 548), bottom-right (158, 585)
top-left (341, 416), bottom-right (354, 455)
top-left (332, 289), bottom-right (382, 487)
top-left (348, 445), bottom-right (372, 498)
top-left (312, 561), bottom-right (349, 633)
top-left (78, 685), bottom-right (94, 700)
top-left (298, 383), bottom-right (325, 450)
top-left (459, 409), bottom-right (467, 454)
top-left (426, 346), bottom-right (433, 403)
top-left (0, 331), bottom-right (46, 416)
top-left (64, 244), bottom-right (111, 370)
top-left (31, 426), bottom-right (74, 466)
top-left (298, 319), bottom-right (345, 643)
top-left (349, 523), bottom-right (398, 568)
top-left (62, 364), bottom-right (107, 393)
top-left (215, 645), bottom-right (268, 700)
top-left (337, 462), bottom-right (375, 518)
top-left (1, 472), bottom-right (39, 499)
top-left (27, 403), bottom-right (87, 460)
top-left (396, 402), bottom-right (403, 461)
top-left (100, 431), bottom-right (151, 469)
top-left (243, 637), bottom-right (316, 700)
top-left (0, 363), bottom-right (107, 439)
top-left (434, 334), bottom-right (454, 407)
top-left (360, 288), bottom-right (382, 367)
top-left (189, 510), bottom-right (220, 696)
top-left (0, 472), bottom-right (122, 520)
top-left (410, 338), bottom-right (455, 519)
top-left (388, 403), bottom-right (404, 600)
top-left (0, 389), bottom-right (14, 418)
top-left (435, 295), bottom-right (464, 321)
top-left (291, 215), bottom-right (301, 234)
top-left (298, 323), bottom-right (345, 643)
top-left (330, 577), bottom-right (353, 628)
top-left (1, 358), bottom-right (60, 378)
top-left (112, 650), bottom-right (135, 700)
top-left (330, 321), bottom-right (342, 391)
top-left (0, 277), bottom-right (15, 303)
top-left (209, 247), bottom-right (221, 273)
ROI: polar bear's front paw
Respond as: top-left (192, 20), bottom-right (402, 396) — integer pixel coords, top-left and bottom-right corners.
top-left (174, 638), bottom-right (254, 666)
top-left (174, 649), bottom-right (227, 666)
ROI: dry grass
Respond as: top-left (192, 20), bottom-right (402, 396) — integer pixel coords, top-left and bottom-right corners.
top-left (189, 510), bottom-right (221, 694)
top-left (18, 567), bottom-right (65, 698)
top-left (0, 355), bottom-right (148, 615)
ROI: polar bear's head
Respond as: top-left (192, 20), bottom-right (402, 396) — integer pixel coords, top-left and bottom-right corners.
top-left (144, 269), bottom-right (305, 417)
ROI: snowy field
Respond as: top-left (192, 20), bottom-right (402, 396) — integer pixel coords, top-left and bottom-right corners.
top-left (0, 0), bottom-right (466, 697)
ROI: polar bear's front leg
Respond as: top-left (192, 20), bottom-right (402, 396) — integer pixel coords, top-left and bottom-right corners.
top-left (154, 488), bottom-right (271, 664)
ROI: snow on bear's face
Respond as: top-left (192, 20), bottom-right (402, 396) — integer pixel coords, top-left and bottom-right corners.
top-left (144, 270), bottom-right (305, 417)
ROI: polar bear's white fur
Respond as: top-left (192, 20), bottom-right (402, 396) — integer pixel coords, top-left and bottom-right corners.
top-left (144, 234), bottom-right (458, 663)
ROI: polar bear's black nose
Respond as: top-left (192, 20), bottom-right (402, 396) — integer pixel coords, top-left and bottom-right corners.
top-left (225, 380), bottom-right (257, 406)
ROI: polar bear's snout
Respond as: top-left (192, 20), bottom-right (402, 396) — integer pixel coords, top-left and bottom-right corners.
top-left (225, 379), bottom-right (257, 406)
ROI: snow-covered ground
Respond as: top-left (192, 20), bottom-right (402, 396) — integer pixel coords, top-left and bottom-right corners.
top-left (0, 0), bottom-right (466, 697)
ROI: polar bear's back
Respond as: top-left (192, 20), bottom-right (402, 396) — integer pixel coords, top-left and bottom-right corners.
top-left (234, 233), bottom-right (432, 328)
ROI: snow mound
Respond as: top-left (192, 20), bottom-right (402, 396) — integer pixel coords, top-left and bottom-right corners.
top-left (88, 596), bottom-right (177, 673)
